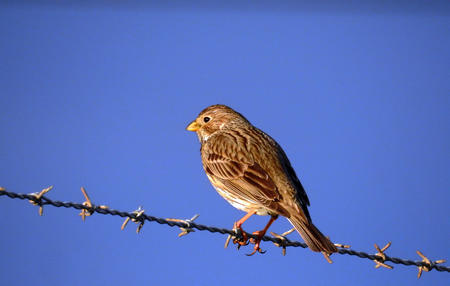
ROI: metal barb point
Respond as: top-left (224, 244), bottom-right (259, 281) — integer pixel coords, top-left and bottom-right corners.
top-left (79, 187), bottom-right (93, 221)
top-left (322, 252), bottom-right (333, 264)
top-left (373, 242), bottom-right (393, 270)
top-left (334, 243), bottom-right (351, 249)
top-left (224, 222), bottom-right (237, 249)
top-left (136, 220), bottom-right (145, 234)
top-left (121, 217), bottom-right (131, 230)
top-left (28, 185), bottom-right (53, 216)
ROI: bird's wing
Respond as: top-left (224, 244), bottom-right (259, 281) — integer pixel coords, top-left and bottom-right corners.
top-left (276, 146), bottom-right (312, 222)
top-left (202, 133), bottom-right (288, 215)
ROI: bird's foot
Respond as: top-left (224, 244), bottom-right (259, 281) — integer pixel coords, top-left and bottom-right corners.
top-left (246, 230), bottom-right (267, 256)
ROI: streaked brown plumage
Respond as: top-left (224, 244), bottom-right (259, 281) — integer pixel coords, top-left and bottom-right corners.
top-left (186, 104), bottom-right (337, 254)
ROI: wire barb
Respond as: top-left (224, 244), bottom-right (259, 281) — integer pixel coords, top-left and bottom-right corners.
top-left (416, 250), bottom-right (446, 279)
top-left (28, 186), bottom-right (53, 216)
top-left (373, 242), bottom-right (393, 269)
top-left (166, 214), bottom-right (200, 237)
top-left (0, 188), bottom-right (449, 277)
top-left (78, 187), bottom-right (108, 221)
top-left (121, 206), bottom-right (145, 233)
top-left (270, 228), bottom-right (295, 256)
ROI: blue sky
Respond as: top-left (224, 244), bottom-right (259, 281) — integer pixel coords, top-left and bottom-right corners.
top-left (1, 1), bottom-right (449, 285)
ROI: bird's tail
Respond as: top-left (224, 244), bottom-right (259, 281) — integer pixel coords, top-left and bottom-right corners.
top-left (288, 215), bottom-right (337, 254)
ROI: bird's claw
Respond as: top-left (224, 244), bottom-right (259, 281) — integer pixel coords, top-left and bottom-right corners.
top-left (246, 245), bottom-right (266, 256)
top-left (245, 230), bottom-right (266, 256)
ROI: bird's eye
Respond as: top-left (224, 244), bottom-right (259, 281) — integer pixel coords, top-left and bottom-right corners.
top-left (203, 117), bottom-right (210, 123)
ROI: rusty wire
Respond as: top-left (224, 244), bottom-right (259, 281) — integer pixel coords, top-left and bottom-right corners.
top-left (0, 188), bottom-right (448, 275)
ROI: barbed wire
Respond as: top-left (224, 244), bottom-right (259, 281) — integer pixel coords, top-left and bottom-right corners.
top-left (0, 187), bottom-right (448, 277)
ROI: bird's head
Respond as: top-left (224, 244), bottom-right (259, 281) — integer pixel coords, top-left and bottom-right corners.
top-left (186, 104), bottom-right (249, 142)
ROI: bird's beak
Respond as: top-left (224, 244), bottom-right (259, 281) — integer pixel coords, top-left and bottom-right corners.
top-left (186, 121), bottom-right (201, 132)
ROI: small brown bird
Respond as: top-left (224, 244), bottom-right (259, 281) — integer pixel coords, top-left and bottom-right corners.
top-left (186, 104), bottom-right (337, 255)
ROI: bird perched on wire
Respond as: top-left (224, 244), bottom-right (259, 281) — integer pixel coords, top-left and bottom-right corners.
top-left (186, 104), bottom-right (337, 256)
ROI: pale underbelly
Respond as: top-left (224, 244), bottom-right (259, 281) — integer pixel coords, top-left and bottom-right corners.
top-left (213, 186), bottom-right (271, 216)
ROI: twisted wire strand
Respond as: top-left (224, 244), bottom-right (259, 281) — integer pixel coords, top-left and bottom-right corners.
top-left (0, 189), bottom-right (448, 273)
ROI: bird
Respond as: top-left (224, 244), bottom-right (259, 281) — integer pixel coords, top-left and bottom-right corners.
top-left (186, 104), bottom-right (337, 255)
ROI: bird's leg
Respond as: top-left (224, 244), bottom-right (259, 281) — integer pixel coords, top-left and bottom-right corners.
top-left (247, 215), bottom-right (278, 256)
top-left (233, 210), bottom-right (257, 246)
